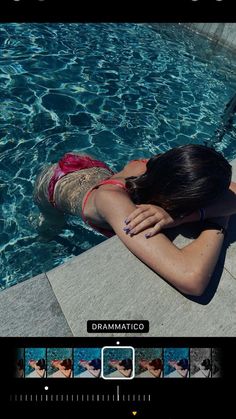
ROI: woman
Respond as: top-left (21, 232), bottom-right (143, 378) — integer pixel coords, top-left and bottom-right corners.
top-left (138, 358), bottom-right (163, 378)
top-left (27, 358), bottom-right (46, 378)
top-left (167, 358), bottom-right (189, 378)
top-left (50, 358), bottom-right (72, 378)
top-left (34, 143), bottom-right (235, 296)
top-left (78, 358), bottom-right (101, 378)
top-left (192, 358), bottom-right (211, 378)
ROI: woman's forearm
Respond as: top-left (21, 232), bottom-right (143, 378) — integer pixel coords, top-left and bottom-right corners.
top-left (96, 189), bottom-right (228, 296)
top-left (176, 369), bottom-right (188, 378)
top-left (180, 228), bottom-right (225, 293)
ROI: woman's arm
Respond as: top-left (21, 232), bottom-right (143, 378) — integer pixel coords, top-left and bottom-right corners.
top-left (95, 188), bottom-right (228, 296)
top-left (84, 365), bottom-right (100, 377)
top-left (176, 368), bottom-right (188, 378)
top-left (201, 369), bottom-right (211, 378)
top-left (56, 365), bottom-right (71, 378)
top-left (36, 368), bottom-right (45, 378)
top-left (148, 367), bottom-right (162, 378)
top-left (125, 181), bottom-right (236, 234)
top-left (117, 367), bottom-right (132, 377)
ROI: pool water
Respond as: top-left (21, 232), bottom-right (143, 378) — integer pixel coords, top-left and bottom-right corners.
top-left (1, 23), bottom-right (236, 289)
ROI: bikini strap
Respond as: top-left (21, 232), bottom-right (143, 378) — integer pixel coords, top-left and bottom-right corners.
top-left (81, 179), bottom-right (127, 226)
top-left (130, 158), bottom-right (149, 164)
top-left (95, 179), bottom-right (127, 190)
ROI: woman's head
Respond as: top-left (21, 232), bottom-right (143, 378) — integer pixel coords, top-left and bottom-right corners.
top-left (201, 358), bottom-right (211, 370)
top-left (60, 358), bottom-right (72, 370)
top-left (125, 144), bottom-right (232, 218)
top-left (119, 358), bottom-right (132, 370)
top-left (89, 358), bottom-right (101, 370)
top-left (36, 358), bottom-right (46, 370)
top-left (177, 358), bottom-right (189, 370)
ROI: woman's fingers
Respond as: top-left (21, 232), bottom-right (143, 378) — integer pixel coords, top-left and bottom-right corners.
top-left (124, 207), bottom-right (159, 233)
top-left (124, 205), bottom-right (151, 225)
top-left (145, 220), bottom-right (166, 238)
top-left (123, 204), bottom-right (175, 236)
top-left (124, 215), bottom-right (158, 235)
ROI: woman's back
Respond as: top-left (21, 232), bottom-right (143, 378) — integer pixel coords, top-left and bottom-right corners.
top-left (33, 154), bottom-right (148, 233)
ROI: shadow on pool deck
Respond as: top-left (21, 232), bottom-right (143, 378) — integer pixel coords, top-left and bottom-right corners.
top-left (0, 160), bottom-right (236, 337)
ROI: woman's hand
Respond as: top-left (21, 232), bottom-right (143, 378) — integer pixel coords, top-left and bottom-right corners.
top-left (123, 204), bottom-right (182, 238)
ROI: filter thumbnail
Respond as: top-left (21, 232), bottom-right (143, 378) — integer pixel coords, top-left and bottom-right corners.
top-left (164, 348), bottom-right (189, 378)
top-left (15, 348), bottom-right (24, 379)
top-left (190, 348), bottom-right (211, 378)
top-left (135, 348), bottom-right (163, 378)
top-left (212, 348), bottom-right (222, 378)
top-left (47, 348), bottom-right (73, 378)
top-left (25, 348), bottom-right (46, 378)
top-left (102, 347), bottom-right (134, 379)
top-left (74, 348), bottom-right (101, 378)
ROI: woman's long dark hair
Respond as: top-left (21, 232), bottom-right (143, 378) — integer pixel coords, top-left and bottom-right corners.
top-left (36, 358), bottom-right (46, 370)
top-left (177, 358), bottom-right (189, 370)
top-left (61, 358), bottom-right (72, 370)
top-left (125, 144), bottom-right (232, 218)
top-left (119, 358), bottom-right (132, 370)
top-left (149, 358), bottom-right (163, 370)
top-left (201, 358), bottom-right (211, 370)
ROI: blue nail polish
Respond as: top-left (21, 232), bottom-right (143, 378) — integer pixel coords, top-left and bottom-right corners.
top-left (123, 227), bottom-right (130, 232)
top-left (125, 219), bottom-right (129, 224)
top-left (145, 233), bottom-right (150, 238)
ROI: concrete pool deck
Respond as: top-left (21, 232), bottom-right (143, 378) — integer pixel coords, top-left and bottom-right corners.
top-left (1, 159), bottom-right (236, 337)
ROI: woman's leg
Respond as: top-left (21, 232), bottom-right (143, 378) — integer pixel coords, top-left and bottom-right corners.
top-left (32, 164), bottom-right (67, 238)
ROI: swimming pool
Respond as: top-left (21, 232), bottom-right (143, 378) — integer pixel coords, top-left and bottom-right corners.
top-left (1, 23), bottom-right (236, 289)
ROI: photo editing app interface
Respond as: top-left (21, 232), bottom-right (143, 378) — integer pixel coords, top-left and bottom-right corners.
top-left (1, 0), bottom-right (236, 415)
top-left (2, 337), bottom-right (232, 415)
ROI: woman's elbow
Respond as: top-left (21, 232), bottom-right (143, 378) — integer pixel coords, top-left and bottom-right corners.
top-left (177, 271), bottom-right (209, 297)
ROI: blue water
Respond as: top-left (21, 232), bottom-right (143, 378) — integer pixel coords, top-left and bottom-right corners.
top-left (135, 347), bottom-right (162, 376)
top-left (103, 348), bottom-right (133, 376)
top-left (25, 347), bottom-right (46, 376)
top-left (1, 23), bottom-right (236, 289)
top-left (47, 347), bottom-right (72, 376)
top-left (74, 348), bottom-right (101, 376)
top-left (164, 348), bottom-right (189, 376)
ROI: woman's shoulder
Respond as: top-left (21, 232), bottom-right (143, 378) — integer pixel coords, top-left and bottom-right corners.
top-left (121, 158), bottom-right (149, 177)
